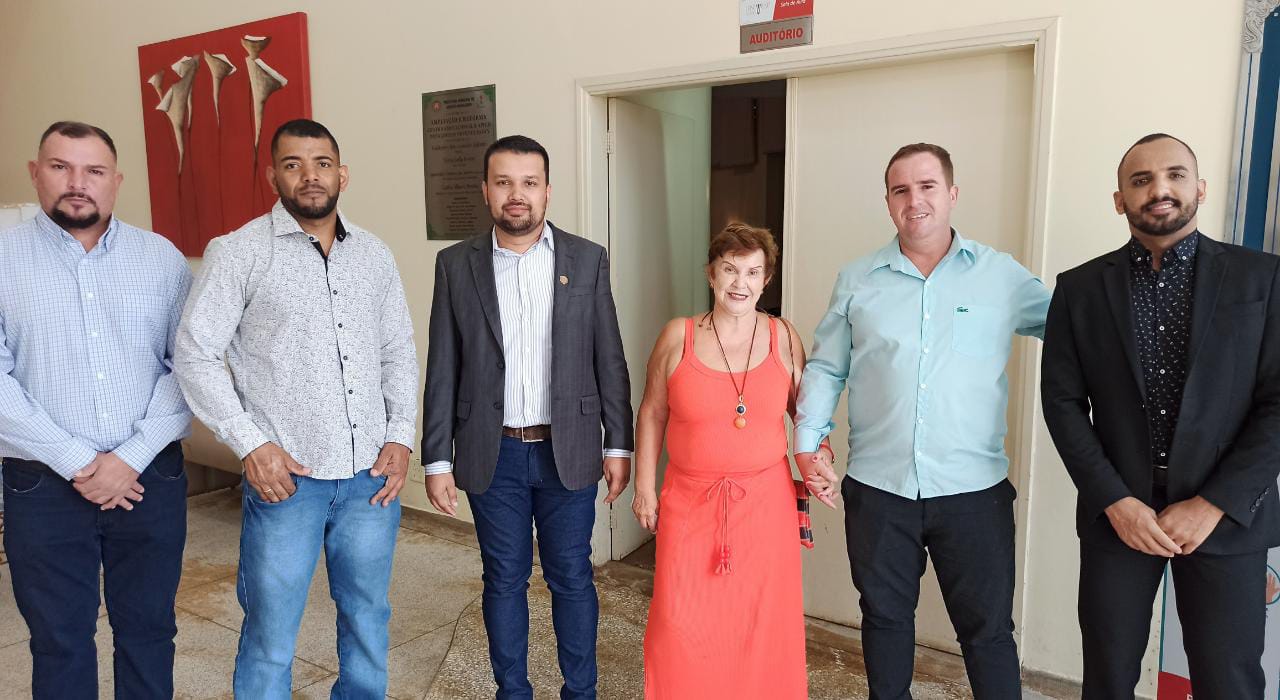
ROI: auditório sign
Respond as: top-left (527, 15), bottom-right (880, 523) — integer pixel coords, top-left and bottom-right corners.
top-left (740, 0), bottom-right (814, 53)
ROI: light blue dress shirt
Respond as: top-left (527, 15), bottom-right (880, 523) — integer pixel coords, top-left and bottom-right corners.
top-left (0, 212), bottom-right (193, 479)
top-left (795, 232), bottom-right (1050, 499)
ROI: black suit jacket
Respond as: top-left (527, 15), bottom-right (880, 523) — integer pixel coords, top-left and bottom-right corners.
top-left (1042, 234), bottom-right (1280, 555)
top-left (421, 223), bottom-right (633, 493)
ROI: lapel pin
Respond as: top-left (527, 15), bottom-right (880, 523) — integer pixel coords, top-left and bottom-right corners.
top-left (559, 275), bottom-right (569, 285)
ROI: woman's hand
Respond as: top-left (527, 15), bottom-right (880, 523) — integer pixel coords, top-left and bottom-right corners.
top-left (633, 488), bottom-right (660, 533)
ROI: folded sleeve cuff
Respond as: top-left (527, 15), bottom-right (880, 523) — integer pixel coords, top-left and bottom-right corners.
top-left (218, 414), bottom-right (270, 460)
top-left (46, 440), bottom-right (100, 480)
top-left (385, 419), bottom-right (416, 451)
top-left (602, 449), bottom-right (633, 460)
top-left (423, 460), bottom-right (453, 476)
top-left (795, 427), bottom-right (828, 454)
top-left (112, 436), bottom-right (159, 474)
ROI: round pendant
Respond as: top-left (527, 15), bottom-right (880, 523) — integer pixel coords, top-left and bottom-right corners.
top-left (735, 401), bottom-right (747, 415)
top-left (734, 416), bottom-right (748, 429)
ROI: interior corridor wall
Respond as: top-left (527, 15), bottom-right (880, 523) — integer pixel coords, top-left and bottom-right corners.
top-left (0, 0), bottom-right (1246, 687)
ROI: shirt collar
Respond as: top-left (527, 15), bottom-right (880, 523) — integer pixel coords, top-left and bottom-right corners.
top-left (1128, 230), bottom-right (1199, 271)
top-left (492, 221), bottom-right (554, 254)
top-left (868, 229), bottom-right (975, 275)
top-left (270, 199), bottom-right (350, 241)
top-left (35, 209), bottom-right (120, 252)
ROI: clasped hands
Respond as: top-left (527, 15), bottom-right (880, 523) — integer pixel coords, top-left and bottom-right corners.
top-left (73, 452), bottom-right (144, 511)
top-left (794, 448), bottom-right (840, 509)
top-left (1104, 495), bottom-right (1226, 557)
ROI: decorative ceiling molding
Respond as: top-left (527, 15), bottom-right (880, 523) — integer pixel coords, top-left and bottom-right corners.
top-left (1244, 0), bottom-right (1280, 53)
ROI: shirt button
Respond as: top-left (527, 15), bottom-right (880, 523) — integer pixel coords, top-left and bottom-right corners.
top-left (348, 389), bottom-right (353, 395)
top-left (100, 412), bottom-right (109, 419)
top-left (85, 292), bottom-right (94, 300)
top-left (1158, 282), bottom-right (1165, 288)
top-left (337, 323), bottom-right (343, 328)
top-left (343, 355), bottom-right (349, 361)
top-left (919, 383), bottom-right (927, 389)
top-left (1158, 325), bottom-right (1165, 331)
top-left (922, 347), bottom-right (930, 354)
top-left (1160, 369), bottom-right (1166, 375)
top-left (1160, 409), bottom-right (1167, 415)
top-left (89, 331), bottom-right (98, 338)
top-left (352, 423), bottom-right (358, 429)
top-left (493, 401), bottom-right (503, 410)
top-left (332, 289), bottom-right (338, 295)
top-left (96, 372), bottom-right (105, 380)
top-left (924, 313), bottom-right (931, 320)
top-left (915, 451), bottom-right (923, 457)
top-left (917, 418), bottom-right (924, 424)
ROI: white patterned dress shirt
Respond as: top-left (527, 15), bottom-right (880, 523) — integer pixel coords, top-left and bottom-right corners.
top-left (0, 212), bottom-right (193, 478)
top-left (423, 224), bottom-right (631, 476)
top-left (175, 202), bottom-right (418, 480)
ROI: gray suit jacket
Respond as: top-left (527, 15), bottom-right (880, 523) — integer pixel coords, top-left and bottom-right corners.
top-left (421, 223), bottom-right (634, 493)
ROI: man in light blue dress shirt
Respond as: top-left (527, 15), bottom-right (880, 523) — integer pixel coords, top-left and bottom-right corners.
top-left (795, 143), bottom-right (1050, 699)
top-left (0, 122), bottom-right (193, 699)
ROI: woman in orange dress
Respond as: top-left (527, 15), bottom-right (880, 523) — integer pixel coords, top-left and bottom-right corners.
top-left (632, 223), bottom-right (836, 699)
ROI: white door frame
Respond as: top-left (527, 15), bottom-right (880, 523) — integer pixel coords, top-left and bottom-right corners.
top-left (575, 18), bottom-right (1060, 638)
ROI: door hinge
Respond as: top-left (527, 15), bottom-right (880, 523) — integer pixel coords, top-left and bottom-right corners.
top-left (604, 130), bottom-right (616, 155)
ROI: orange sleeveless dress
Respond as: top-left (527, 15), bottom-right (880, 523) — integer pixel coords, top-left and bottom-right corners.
top-left (643, 317), bottom-right (807, 699)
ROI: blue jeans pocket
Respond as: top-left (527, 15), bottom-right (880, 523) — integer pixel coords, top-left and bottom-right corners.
top-left (1, 465), bottom-right (45, 495)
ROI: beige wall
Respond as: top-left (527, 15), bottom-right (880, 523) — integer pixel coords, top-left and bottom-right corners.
top-left (0, 0), bottom-right (1246, 686)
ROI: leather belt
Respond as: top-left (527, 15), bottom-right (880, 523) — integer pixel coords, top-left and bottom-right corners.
top-left (502, 424), bottom-right (551, 442)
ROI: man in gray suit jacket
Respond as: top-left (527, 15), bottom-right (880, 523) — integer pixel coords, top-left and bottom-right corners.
top-left (421, 135), bottom-right (633, 699)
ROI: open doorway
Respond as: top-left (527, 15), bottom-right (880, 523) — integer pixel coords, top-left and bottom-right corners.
top-left (602, 79), bottom-right (791, 569)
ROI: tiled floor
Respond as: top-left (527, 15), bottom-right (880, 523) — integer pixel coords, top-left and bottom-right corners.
top-left (0, 489), bottom-right (1080, 698)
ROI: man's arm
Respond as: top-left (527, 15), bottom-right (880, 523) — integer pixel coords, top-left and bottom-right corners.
top-left (794, 271), bottom-right (854, 453)
top-left (173, 237), bottom-right (267, 459)
top-left (0, 308), bottom-right (96, 479)
top-left (111, 257), bottom-right (195, 472)
top-left (1197, 259), bottom-right (1280, 527)
top-left (1040, 279), bottom-right (1132, 521)
top-left (378, 260), bottom-right (419, 450)
top-left (593, 247), bottom-right (634, 454)
top-left (1011, 262), bottom-right (1051, 340)
top-left (421, 253), bottom-right (460, 473)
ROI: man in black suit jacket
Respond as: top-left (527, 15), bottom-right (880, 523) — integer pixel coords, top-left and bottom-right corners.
top-left (1042, 133), bottom-right (1280, 698)
top-left (421, 135), bottom-right (633, 698)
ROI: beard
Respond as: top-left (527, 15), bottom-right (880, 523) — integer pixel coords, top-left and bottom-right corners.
top-left (1125, 196), bottom-right (1197, 237)
top-left (493, 206), bottom-right (544, 237)
top-left (48, 194), bottom-right (101, 230)
top-left (280, 188), bottom-right (339, 220)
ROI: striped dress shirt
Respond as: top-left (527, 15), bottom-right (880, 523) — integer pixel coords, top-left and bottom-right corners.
top-left (423, 224), bottom-right (631, 476)
top-left (0, 212), bottom-right (193, 478)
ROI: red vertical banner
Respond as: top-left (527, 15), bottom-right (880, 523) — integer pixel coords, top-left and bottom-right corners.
top-left (138, 13), bottom-right (311, 256)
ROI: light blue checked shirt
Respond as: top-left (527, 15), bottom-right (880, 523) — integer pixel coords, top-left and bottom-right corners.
top-left (0, 212), bottom-right (193, 479)
top-left (795, 232), bottom-right (1050, 499)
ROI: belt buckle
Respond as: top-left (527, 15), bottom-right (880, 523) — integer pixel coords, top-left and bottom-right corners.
top-left (520, 426), bottom-right (544, 443)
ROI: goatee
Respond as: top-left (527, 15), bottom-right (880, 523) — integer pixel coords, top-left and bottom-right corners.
top-left (281, 191), bottom-right (339, 221)
top-left (1126, 197), bottom-right (1197, 237)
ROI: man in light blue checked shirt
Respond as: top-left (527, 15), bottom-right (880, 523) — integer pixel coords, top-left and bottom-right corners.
top-left (0, 121), bottom-right (193, 699)
top-left (794, 144), bottom-right (1049, 699)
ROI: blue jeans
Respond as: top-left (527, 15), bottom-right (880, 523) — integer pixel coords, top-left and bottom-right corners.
top-left (469, 437), bottom-right (599, 700)
top-left (233, 469), bottom-right (400, 699)
top-left (3, 442), bottom-right (187, 700)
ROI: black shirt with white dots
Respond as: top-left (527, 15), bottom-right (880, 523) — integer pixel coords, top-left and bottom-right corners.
top-left (1128, 231), bottom-right (1199, 467)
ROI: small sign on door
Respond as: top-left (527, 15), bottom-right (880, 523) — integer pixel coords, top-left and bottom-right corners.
top-left (740, 0), bottom-right (814, 53)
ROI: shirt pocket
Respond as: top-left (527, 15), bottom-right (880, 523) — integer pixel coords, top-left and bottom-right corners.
top-left (951, 304), bottom-right (1004, 357)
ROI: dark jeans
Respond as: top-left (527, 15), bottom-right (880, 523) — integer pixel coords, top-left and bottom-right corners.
top-left (468, 436), bottom-right (599, 700)
top-left (3, 443), bottom-right (187, 700)
top-left (1079, 488), bottom-right (1266, 699)
top-left (843, 477), bottom-right (1020, 700)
